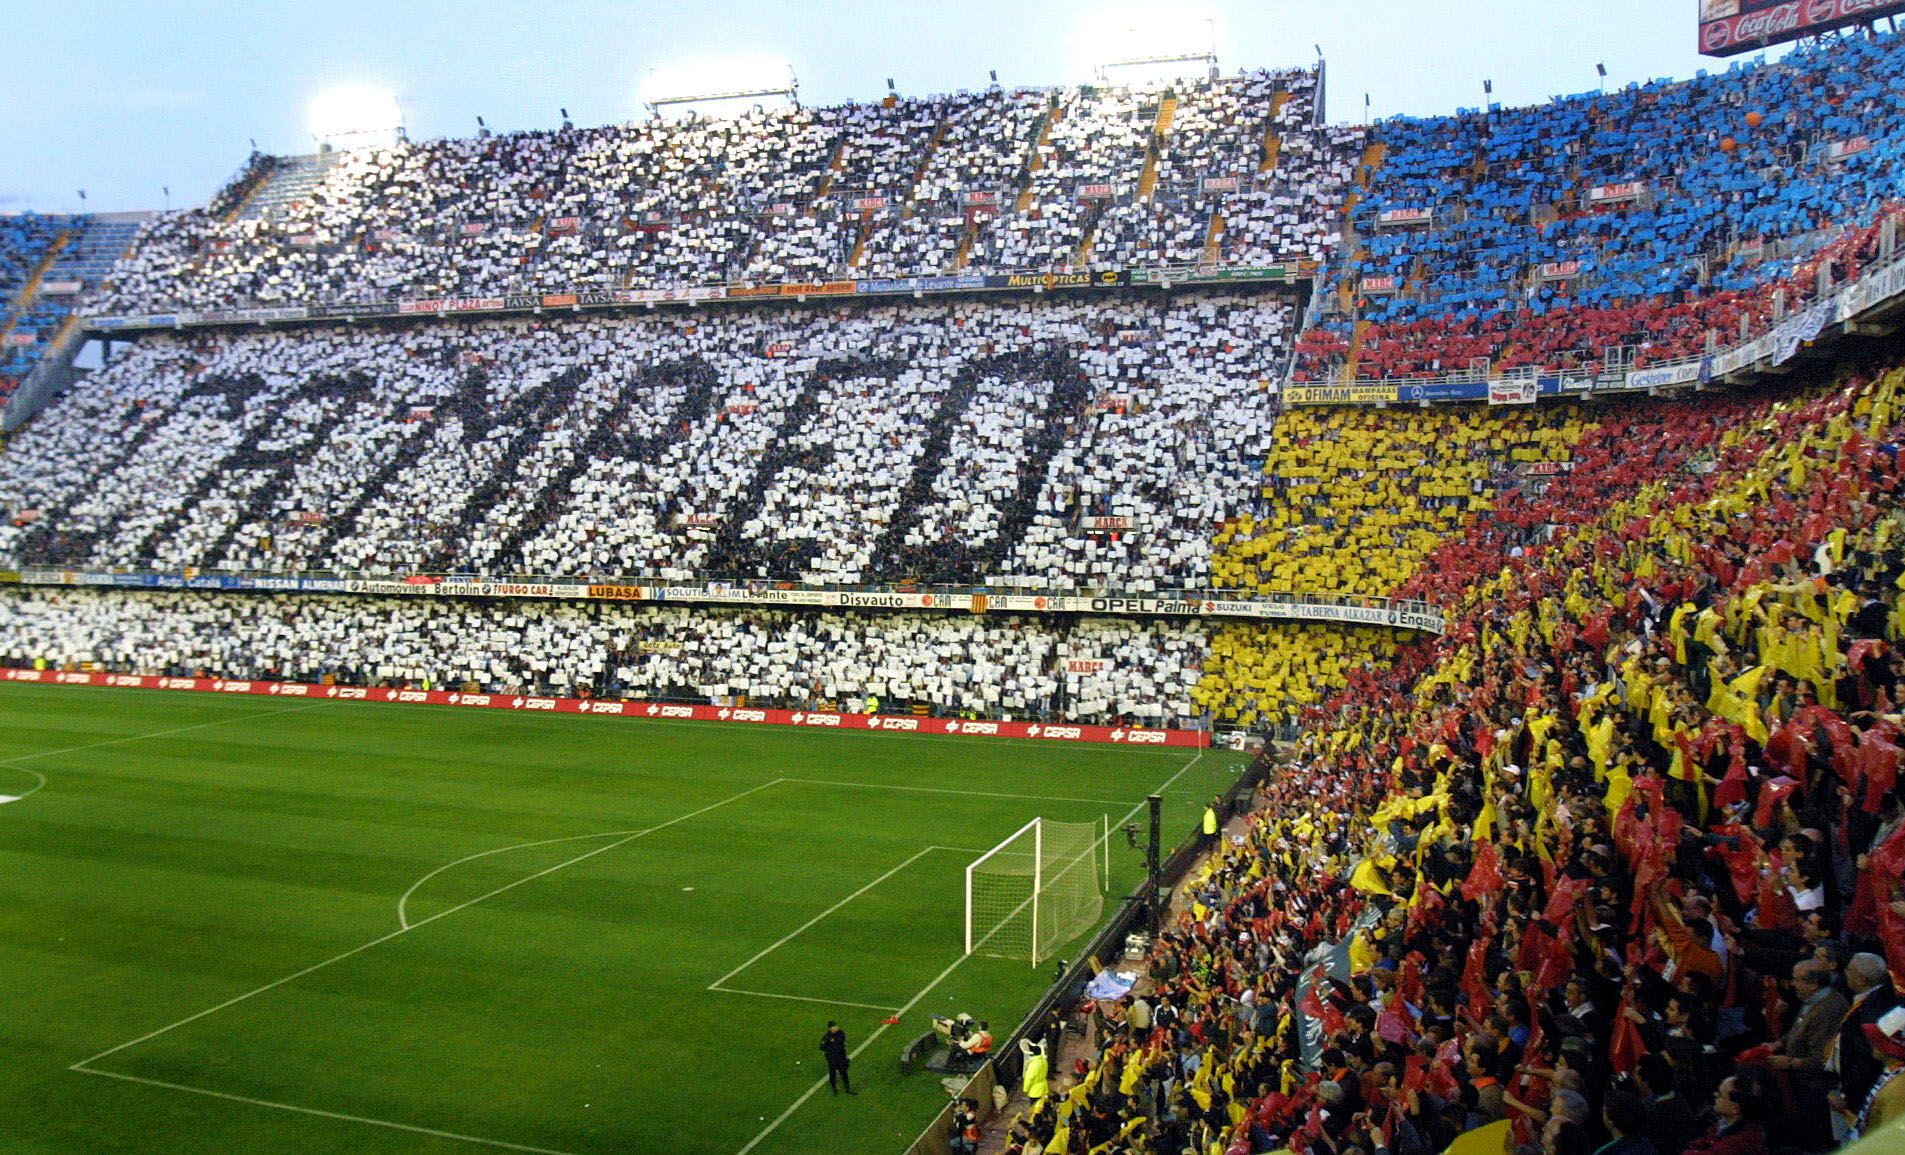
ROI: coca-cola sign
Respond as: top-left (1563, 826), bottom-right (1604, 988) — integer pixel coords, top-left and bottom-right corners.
top-left (1700, 0), bottom-right (1905, 56)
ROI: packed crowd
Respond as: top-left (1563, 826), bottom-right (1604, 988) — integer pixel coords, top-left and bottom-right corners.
top-left (0, 212), bottom-right (81, 393)
top-left (0, 590), bottom-right (1212, 727)
top-left (93, 71), bottom-right (1361, 314)
top-left (1295, 27), bottom-right (1905, 382)
top-left (992, 358), bottom-right (1905, 1155)
top-left (0, 294), bottom-right (1288, 591)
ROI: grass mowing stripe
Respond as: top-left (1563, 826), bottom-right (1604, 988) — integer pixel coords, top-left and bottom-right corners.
top-left (70, 778), bottom-right (784, 1072)
top-left (709, 845), bottom-right (967, 993)
top-left (0, 684), bottom-right (1228, 1153)
top-left (69, 1067), bottom-right (580, 1155)
top-left (0, 702), bottom-right (323, 809)
top-left (735, 748), bottom-right (1209, 1155)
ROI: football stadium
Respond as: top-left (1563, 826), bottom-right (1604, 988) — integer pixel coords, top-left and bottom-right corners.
top-left (5, 2), bottom-right (1905, 1152)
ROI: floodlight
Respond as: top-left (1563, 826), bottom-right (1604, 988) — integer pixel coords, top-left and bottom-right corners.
top-left (1075, 1), bottom-right (1223, 84)
top-left (309, 86), bottom-right (403, 149)
top-left (641, 55), bottom-right (798, 120)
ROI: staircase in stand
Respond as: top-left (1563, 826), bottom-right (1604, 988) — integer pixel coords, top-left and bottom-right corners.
top-left (1341, 319), bottom-right (1372, 384)
top-left (1202, 212), bottom-right (1226, 264)
top-left (1137, 95), bottom-right (1177, 202)
top-left (235, 153), bottom-right (337, 223)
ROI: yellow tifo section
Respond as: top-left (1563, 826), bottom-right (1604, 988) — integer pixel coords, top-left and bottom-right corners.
top-left (1195, 404), bottom-right (1597, 728)
top-left (1213, 404), bottom-right (1592, 597)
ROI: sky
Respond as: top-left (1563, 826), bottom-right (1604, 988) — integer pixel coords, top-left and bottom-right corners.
top-left (0, 0), bottom-right (1805, 214)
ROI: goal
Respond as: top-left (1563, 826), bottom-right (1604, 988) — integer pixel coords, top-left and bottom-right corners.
top-left (964, 817), bottom-right (1108, 966)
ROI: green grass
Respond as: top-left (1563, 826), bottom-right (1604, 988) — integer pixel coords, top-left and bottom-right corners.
top-left (0, 684), bottom-right (1244, 1154)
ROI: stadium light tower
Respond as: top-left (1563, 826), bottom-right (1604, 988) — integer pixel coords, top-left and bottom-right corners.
top-left (309, 86), bottom-right (404, 151)
top-left (642, 57), bottom-right (799, 121)
top-left (1079, 2), bottom-right (1223, 85)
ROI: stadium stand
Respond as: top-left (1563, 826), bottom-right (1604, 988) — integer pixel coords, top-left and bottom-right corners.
top-left (0, 213), bottom-right (79, 396)
top-left (91, 70), bottom-right (1358, 313)
top-left (990, 351), bottom-right (1905, 1155)
top-left (12, 28), bottom-right (1905, 1155)
top-left (0, 293), bottom-right (1289, 590)
top-left (1295, 27), bottom-right (1905, 383)
top-left (0, 590), bottom-right (1211, 727)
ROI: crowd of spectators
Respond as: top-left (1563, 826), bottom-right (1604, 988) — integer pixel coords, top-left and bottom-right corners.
top-left (1295, 27), bottom-right (1905, 382)
top-left (0, 212), bottom-right (82, 395)
top-left (93, 71), bottom-right (1361, 314)
top-left (0, 293), bottom-right (1288, 591)
top-left (0, 589), bottom-right (1211, 728)
top-left (988, 354), bottom-right (1905, 1155)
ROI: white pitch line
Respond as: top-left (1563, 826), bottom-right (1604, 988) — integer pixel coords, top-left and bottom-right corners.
top-left (0, 702), bottom-right (323, 768)
top-left (399, 829), bottom-right (639, 930)
top-left (0, 703), bottom-right (323, 810)
top-left (709, 845), bottom-right (955, 991)
top-left (779, 777), bottom-right (1135, 807)
top-left (734, 749), bottom-right (1210, 1155)
top-left (71, 778), bottom-right (784, 1072)
top-left (706, 987), bottom-right (901, 1013)
top-left (69, 1066), bottom-right (578, 1155)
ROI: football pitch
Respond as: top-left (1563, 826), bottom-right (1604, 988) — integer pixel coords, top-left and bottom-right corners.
top-left (0, 683), bottom-right (1244, 1154)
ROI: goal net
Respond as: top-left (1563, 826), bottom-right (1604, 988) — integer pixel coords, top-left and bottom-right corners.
top-left (964, 817), bottom-right (1107, 966)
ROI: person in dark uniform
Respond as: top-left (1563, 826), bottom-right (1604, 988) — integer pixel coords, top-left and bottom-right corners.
top-left (821, 1020), bottom-right (855, 1095)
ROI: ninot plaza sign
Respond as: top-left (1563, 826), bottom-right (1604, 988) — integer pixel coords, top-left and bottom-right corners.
top-left (0, 669), bottom-right (1209, 748)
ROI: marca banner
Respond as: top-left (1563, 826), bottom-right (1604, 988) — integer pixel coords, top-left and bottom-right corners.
top-left (38, 281), bottom-right (83, 296)
top-left (1537, 261), bottom-right (1581, 280)
top-left (962, 191), bottom-right (1002, 208)
top-left (1376, 207), bottom-right (1432, 227)
top-left (1076, 182), bottom-right (1116, 200)
top-left (1588, 182), bottom-right (1644, 204)
top-left (1361, 276), bottom-right (1399, 295)
top-left (1825, 137), bottom-right (1874, 163)
top-left (0, 668), bottom-right (1210, 748)
top-left (1487, 378), bottom-right (1538, 406)
top-left (1700, 0), bottom-right (1905, 57)
top-left (1082, 516), bottom-right (1133, 532)
top-left (1284, 384), bottom-right (1400, 406)
top-left (1199, 176), bottom-right (1242, 194)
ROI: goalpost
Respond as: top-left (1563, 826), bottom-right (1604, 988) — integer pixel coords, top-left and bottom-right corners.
top-left (964, 816), bottom-right (1108, 966)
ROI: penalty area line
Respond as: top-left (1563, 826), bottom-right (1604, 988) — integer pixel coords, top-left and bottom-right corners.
top-left (71, 778), bottom-right (784, 1072)
top-left (68, 1065), bottom-right (578, 1155)
top-left (735, 750), bottom-right (1210, 1155)
top-left (708, 844), bottom-right (981, 996)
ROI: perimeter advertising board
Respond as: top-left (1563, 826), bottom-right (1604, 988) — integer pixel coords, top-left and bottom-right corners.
top-left (1699, 0), bottom-right (1905, 57)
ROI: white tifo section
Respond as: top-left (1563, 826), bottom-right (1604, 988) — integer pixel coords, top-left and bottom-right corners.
top-left (964, 816), bottom-right (1106, 966)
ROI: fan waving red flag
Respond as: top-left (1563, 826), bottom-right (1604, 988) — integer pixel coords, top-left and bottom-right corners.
top-left (1462, 840), bottom-right (1507, 902)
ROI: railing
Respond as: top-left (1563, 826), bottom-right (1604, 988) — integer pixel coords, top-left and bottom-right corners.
top-left (1293, 215), bottom-right (1905, 403)
top-left (1, 565), bottom-right (1448, 634)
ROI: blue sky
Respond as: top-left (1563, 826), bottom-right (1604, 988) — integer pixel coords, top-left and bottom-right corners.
top-left (0, 1), bottom-right (1804, 213)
